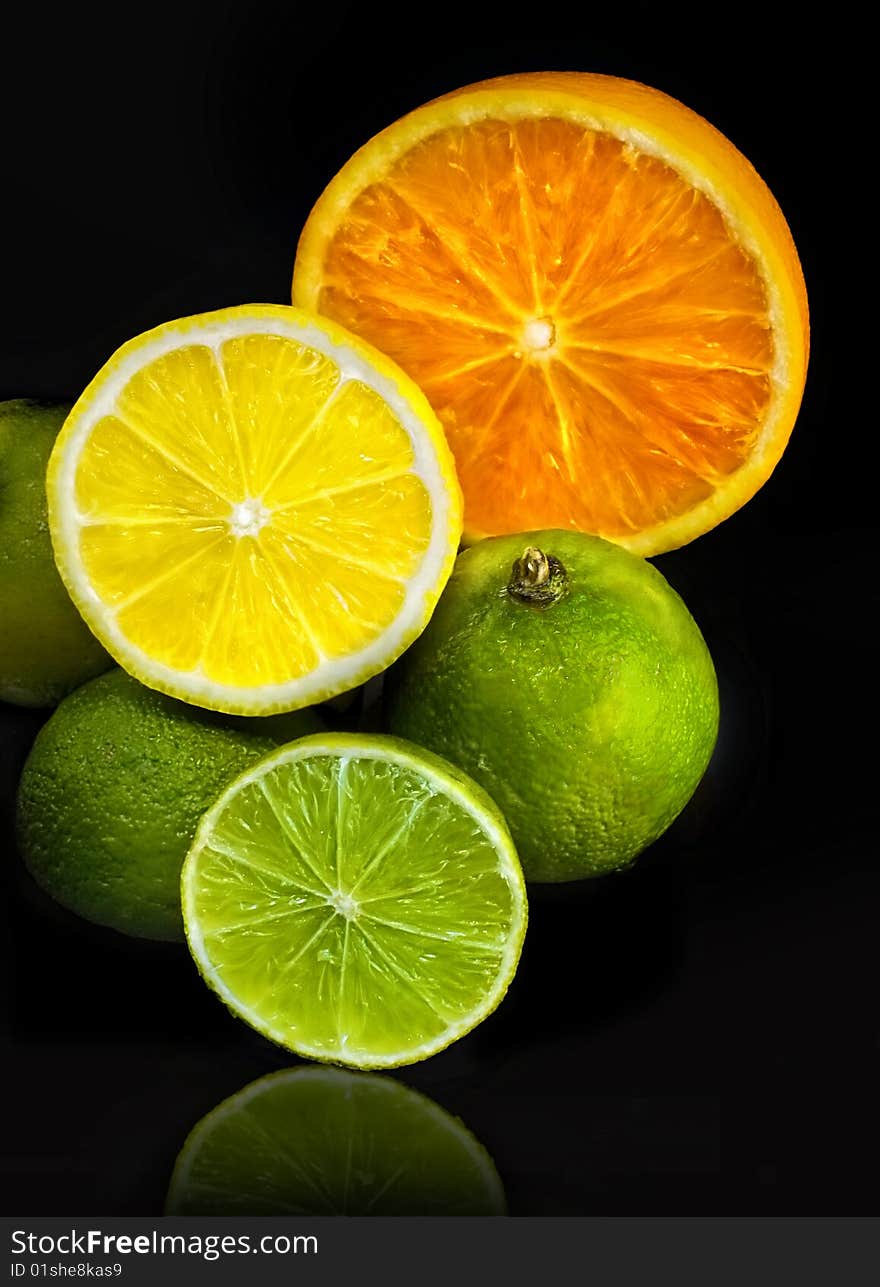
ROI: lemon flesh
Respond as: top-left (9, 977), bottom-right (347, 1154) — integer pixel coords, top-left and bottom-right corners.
top-left (182, 733), bottom-right (527, 1069)
top-left (166, 1066), bottom-right (505, 1215)
top-left (47, 306), bottom-right (461, 715)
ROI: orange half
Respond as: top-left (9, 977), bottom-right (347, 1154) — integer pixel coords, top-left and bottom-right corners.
top-left (294, 72), bottom-right (809, 554)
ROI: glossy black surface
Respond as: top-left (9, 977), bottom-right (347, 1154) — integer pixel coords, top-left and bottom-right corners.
top-left (2, 2), bottom-right (868, 1215)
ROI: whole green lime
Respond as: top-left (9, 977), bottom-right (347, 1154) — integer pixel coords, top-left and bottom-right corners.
top-left (386, 530), bottom-right (719, 881)
top-left (0, 399), bottom-right (112, 706)
top-left (16, 668), bottom-right (323, 940)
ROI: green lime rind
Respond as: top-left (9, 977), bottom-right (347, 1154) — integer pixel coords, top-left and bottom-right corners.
top-left (0, 399), bottom-right (111, 706)
top-left (387, 529), bottom-right (720, 882)
top-left (181, 733), bottom-right (527, 1070)
top-left (16, 669), bottom-right (324, 941)
top-left (166, 1065), bottom-right (506, 1216)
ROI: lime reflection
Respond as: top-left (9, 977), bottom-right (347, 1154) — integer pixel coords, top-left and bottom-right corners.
top-left (166, 1066), bottom-right (506, 1216)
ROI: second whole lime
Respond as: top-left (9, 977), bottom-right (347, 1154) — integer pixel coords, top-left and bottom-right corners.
top-left (16, 668), bottom-right (323, 940)
top-left (0, 399), bottom-right (111, 706)
top-left (386, 530), bottom-right (719, 881)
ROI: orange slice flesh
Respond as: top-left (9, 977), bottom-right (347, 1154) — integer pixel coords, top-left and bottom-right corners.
top-left (294, 73), bottom-right (809, 554)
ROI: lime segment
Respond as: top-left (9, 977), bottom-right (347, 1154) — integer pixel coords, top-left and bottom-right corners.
top-left (182, 734), bottom-right (527, 1069)
top-left (166, 1066), bottom-right (506, 1215)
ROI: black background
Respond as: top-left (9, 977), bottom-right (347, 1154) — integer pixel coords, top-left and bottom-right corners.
top-left (1, 1), bottom-right (871, 1217)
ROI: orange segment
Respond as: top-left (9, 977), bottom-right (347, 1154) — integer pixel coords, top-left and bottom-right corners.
top-left (294, 73), bottom-right (808, 554)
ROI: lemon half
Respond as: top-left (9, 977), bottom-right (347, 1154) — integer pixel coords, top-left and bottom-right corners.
top-left (48, 305), bottom-right (462, 714)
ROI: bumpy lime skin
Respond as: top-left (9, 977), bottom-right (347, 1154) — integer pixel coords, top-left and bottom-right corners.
top-left (386, 530), bottom-right (719, 882)
top-left (0, 400), bottom-right (112, 706)
top-left (16, 668), bottom-right (324, 940)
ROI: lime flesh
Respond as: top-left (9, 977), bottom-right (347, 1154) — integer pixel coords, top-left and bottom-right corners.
top-left (166, 1066), bottom-right (505, 1215)
top-left (182, 733), bottom-right (527, 1069)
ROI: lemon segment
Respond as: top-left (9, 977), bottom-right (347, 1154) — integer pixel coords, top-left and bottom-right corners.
top-left (49, 306), bottom-right (462, 714)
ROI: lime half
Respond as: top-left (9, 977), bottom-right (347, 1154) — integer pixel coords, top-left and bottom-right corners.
top-left (182, 734), bottom-right (527, 1069)
top-left (166, 1066), bottom-right (506, 1215)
